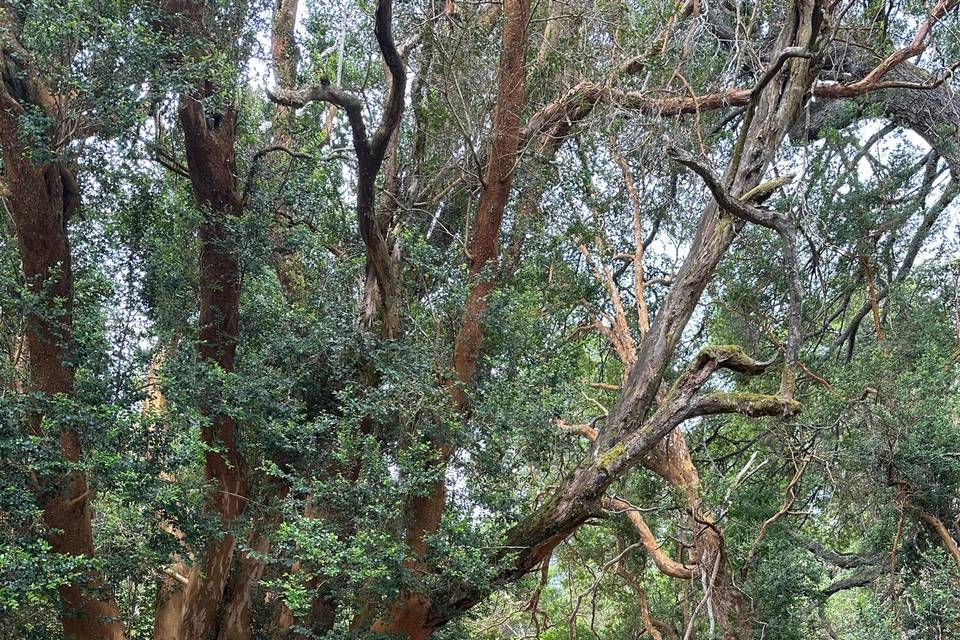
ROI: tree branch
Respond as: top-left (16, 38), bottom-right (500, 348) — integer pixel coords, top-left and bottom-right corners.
top-left (686, 392), bottom-right (801, 420)
top-left (370, 0), bottom-right (407, 160)
top-left (268, 82), bottom-right (370, 159)
top-left (267, 0), bottom-right (406, 337)
top-left (605, 496), bottom-right (696, 579)
top-left (666, 147), bottom-right (791, 229)
top-left (240, 144), bottom-right (312, 208)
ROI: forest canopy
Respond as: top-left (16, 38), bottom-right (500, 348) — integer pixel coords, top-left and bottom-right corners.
top-left (0, 0), bottom-right (959, 638)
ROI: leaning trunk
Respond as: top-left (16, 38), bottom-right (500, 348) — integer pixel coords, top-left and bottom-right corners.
top-left (428, 0), bottom-right (826, 627)
top-left (370, 1), bottom-right (532, 637)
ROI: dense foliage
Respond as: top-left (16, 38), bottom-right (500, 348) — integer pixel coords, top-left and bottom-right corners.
top-left (0, 0), bottom-right (958, 639)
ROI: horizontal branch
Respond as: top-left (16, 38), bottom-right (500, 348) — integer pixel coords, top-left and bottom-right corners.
top-left (687, 391), bottom-right (801, 419)
top-left (241, 144), bottom-right (312, 207)
top-left (694, 344), bottom-right (777, 376)
top-left (556, 418), bottom-right (599, 442)
top-left (821, 564), bottom-right (883, 596)
top-left (267, 81), bottom-right (360, 111)
top-left (806, 540), bottom-right (884, 569)
top-left (524, 5), bottom-right (959, 142)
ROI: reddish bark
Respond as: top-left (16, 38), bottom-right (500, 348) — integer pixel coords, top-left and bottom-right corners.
top-left (173, 91), bottom-right (248, 640)
top-left (0, 52), bottom-right (124, 640)
top-left (417, 3), bottom-right (823, 630)
top-left (644, 433), bottom-right (750, 637)
top-left (451, 0), bottom-right (531, 405)
top-left (154, 561), bottom-right (189, 640)
top-left (372, 2), bottom-right (533, 638)
top-left (158, 2), bottom-right (250, 628)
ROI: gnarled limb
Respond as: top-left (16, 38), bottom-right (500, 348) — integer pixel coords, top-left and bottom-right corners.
top-left (667, 145), bottom-right (803, 393)
top-left (269, 0), bottom-right (406, 337)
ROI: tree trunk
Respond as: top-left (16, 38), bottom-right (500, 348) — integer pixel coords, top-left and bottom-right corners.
top-left (174, 94), bottom-right (248, 640)
top-left (644, 433), bottom-right (750, 638)
top-left (373, 1), bottom-right (532, 637)
top-left (0, 93), bottom-right (125, 640)
top-left (154, 562), bottom-right (189, 640)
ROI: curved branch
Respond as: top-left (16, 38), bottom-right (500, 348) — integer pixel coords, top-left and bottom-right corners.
top-left (370, 0), bottom-right (407, 160)
top-left (268, 83), bottom-right (369, 158)
top-left (822, 565), bottom-right (884, 596)
top-left (605, 497), bottom-right (696, 579)
top-left (668, 146), bottom-right (802, 387)
top-left (240, 144), bottom-right (312, 207)
top-left (816, 0), bottom-right (960, 98)
top-left (686, 392), bottom-right (801, 420)
top-left (666, 147), bottom-right (792, 229)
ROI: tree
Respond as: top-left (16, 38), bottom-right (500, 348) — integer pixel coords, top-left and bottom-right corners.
top-left (1, 0), bottom-right (959, 639)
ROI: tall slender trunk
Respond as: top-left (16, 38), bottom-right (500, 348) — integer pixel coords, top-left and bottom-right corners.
top-left (0, 89), bottom-right (125, 640)
top-left (215, 1), bottom-right (314, 636)
top-left (371, 2), bottom-right (532, 637)
top-left (269, 0), bottom-right (306, 301)
top-left (174, 94), bottom-right (248, 640)
top-left (143, 342), bottom-right (195, 640)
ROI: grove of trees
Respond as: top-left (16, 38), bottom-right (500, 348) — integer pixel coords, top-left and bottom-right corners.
top-left (1, 0), bottom-right (959, 638)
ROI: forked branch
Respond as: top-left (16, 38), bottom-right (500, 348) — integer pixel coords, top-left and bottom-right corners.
top-left (267, 0), bottom-right (407, 336)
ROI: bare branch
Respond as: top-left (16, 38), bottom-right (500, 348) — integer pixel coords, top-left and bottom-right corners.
top-left (666, 147), bottom-right (791, 230)
top-left (268, 82), bottom-right (370, 157)
top-left (821, 565), bottom-right (884, 596)
top-left (816, 0), bottom-right (960, 98)
top-left (240, 144), bottom-right (312, 208)
top-left (604, 496), bottom-right (696, 579)
top-left (267, 0), bottom-right (406, 337)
